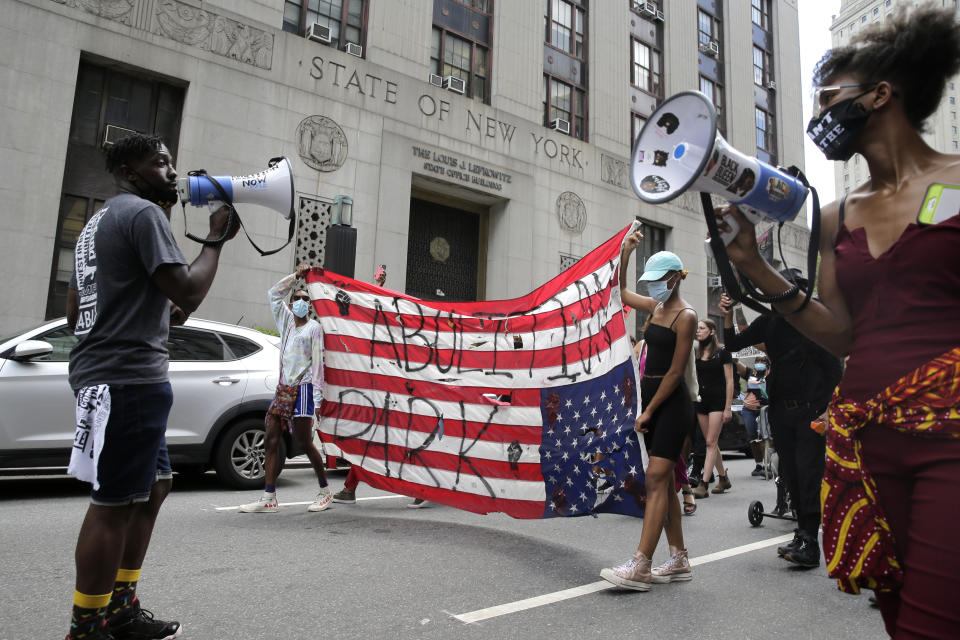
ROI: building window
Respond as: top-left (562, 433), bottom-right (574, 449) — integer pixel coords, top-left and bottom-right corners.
top-left (49, 60), bottom-right (185, 319)
top-left (755, 107), bottom-right (775, 154)
top-left (544, 76), bottom-right (586, 139)
top-left (698, 9), bottom-right (722, 56)
top-left (631, 38), bottom-right (662, 97)
top-left (700, 75), bottom-right (724, 135)
top-left (431, 27), bottom-right (489, 102)
top-left (283, 0), bottom-right (367, 52)
top-left (861, 15), bottom-right (867, 23)
top-left (751, 0), bottom-right (770, 30)
top-left (545, 0), bottom-right (586, 59)
top-left (951, 97), bottom-right (956, 105)
top-left (952, 110), bottom-right (956, 120)
top-left (753, 45), bottom-right (771, 86)
top-left (954, 140), bottom-right (959, 150)
top-left (631, 111), bottom-right (647, 144)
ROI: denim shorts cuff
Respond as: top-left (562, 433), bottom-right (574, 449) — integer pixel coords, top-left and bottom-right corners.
top-left (90, 491), bottom-right (152, 507)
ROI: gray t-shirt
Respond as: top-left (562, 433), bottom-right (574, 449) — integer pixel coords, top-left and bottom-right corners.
top-left (68, 193), bottom-right (187, 390)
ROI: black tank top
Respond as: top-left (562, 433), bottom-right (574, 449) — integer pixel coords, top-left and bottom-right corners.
top-left (643, 308), bottom-right (692, 377)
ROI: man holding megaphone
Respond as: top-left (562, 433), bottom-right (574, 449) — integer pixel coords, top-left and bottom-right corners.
top-left (64, 133), bottom-right (238, 640)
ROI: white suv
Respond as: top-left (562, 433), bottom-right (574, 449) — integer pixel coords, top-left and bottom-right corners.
top-left (0, 317), bottom-right (294, 488)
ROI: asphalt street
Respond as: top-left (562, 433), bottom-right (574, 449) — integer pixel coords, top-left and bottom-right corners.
top-left (0, 456), bottom-right (886, 640)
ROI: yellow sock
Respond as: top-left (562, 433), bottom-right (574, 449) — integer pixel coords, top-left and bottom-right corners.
top-left (70, 590), bottom-right (111, 639)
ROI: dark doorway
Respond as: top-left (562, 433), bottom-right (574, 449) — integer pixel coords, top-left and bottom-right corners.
top-left (405, 198), bottom-right (481, 301)
top-left (46, 58), bottom-right (185, 319)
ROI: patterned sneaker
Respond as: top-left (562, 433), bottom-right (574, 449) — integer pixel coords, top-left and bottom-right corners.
top-left (307, 487), bottom-right (333, 512)
top-left (651, 549), bottom-right (693, 583)
top-left (238, 493), bottom-right (278, 513)
top-left (600, 552), bottom-right (652, 591)
top-left (332, 487), bottom-right (356, 504)
top-left (106, 599), bottom-right (181, 640)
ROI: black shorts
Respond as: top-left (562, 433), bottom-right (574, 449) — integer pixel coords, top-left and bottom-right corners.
top-left (91, 382), bottom-right (174, 506)
top-left (640, 377), bottom-right (695, 461)
top-left (696, 385), bottom-right (726, 414)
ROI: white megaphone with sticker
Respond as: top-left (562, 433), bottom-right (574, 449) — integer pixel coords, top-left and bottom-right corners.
top-left (630, 91), bottom-right (808, 244)
top-left (175, 157), bottom-right (296, 255)
top-left (176, 156), bottom-right (295, 220)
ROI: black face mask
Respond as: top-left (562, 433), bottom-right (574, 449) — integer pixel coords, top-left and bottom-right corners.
top-left (806, 90), bottom-right (874, 161)
top-left (130, 170), bottom-right (178, 209)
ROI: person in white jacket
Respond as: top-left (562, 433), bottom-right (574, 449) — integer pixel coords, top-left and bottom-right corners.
top-left (240, 264), bottom-right (331, 513)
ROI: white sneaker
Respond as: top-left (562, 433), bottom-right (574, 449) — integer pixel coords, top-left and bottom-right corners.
top-left (239, 493), bottom-right (278, 513)
top-left (600, 552), bottom-right (652, 591)
top-left (406, 498), bottom-right (429, 509)
top-left (651, 549), bottom-right (693, 583)
top-left (308, 487), bottom-right (333, 512)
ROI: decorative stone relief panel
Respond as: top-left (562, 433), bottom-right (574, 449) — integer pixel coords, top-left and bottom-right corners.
top-left (295, 195), bottom-right (334, 268)
top-left (556, 191), bottom-right (586, 234)
top-left (600, 153), bottom-right (630, 191)
top-left (50, 0), bottom-right (274, 69)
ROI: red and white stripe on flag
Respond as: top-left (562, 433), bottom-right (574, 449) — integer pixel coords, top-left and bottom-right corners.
top-left (306, 222), bottom-right (643, 519)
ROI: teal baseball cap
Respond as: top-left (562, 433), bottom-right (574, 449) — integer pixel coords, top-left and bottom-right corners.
top-left (638, 250), bottom-right (684, 281)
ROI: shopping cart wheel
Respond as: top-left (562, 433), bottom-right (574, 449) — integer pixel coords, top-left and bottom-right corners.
top-left (748, 500), bottom-right (764, 527)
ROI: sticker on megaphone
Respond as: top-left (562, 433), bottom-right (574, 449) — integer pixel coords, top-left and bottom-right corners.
top-left (176, 157), bottom-right (295, 220)
top-left (630, 91), bottom-right (808, 244)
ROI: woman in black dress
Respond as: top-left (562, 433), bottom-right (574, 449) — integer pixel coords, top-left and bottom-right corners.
top-left (601, 233), bottom-right (697, 591)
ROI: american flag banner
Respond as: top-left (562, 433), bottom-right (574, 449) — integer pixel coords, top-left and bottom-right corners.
top-left (306, 222), bottom-right (647, 519)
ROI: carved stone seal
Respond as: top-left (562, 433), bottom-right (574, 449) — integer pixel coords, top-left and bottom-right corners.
top-left (556, 191), bottom-right (587, 234)
top-left (296, 115), bottom-right (348, 172)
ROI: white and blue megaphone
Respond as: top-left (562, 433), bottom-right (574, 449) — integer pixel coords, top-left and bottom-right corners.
top-left (176, 156), bottom-right (295, 220)
top-left (630, 91), bottom-right (808, 244)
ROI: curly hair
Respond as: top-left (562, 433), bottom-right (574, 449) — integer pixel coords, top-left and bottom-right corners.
top-left (813, 3), bottom-right (960, 131)
top-left (103, 133), bottom-right (166, 177)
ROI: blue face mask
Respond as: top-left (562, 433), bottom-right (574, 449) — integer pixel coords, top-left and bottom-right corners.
top-left (292, 299), bottom-right (310, 318)
top-left (646, 278), bottom-right (675, 303)
top-left (754, 363), bottom-right (767, 372)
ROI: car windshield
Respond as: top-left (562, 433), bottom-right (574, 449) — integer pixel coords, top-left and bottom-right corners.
top-left (0, 320), bottom-right (61, 345)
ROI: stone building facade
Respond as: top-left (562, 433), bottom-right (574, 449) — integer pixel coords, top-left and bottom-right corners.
top-left (0, 0), bottom-right (807, 335)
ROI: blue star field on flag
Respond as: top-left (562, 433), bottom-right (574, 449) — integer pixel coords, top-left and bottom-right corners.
top-left (539, 360), bottom-right (646, 518)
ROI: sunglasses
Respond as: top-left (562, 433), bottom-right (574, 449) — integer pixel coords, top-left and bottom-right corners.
top-left (292, 295), bottom-right (310, 302)
top-left (812, 83), bottom-right (875, 118)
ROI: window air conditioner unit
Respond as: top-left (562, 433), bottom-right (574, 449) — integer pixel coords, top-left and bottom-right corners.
top-left (102, 124), bottom-right (139, 148)
top-left (655, 9), bottom-right (664, 21)
top-left (707, 276), bottom-right (722, 288)
top-left (550, 118), bottom-right (571, 134)
top-left (766, 80), bottom-right (777, 91)
top-left (639, 2), bottom-right (657, 18)
top-left (699, 40), bottom-right (719, 57)
top-left (344, 42), bottom-right (363, 57)
top-left (443, 76), bottom-right (466, 94)
top-left (428, 73), bottom-right (443, 87)
top-left (306, 23), bottom-right (332, 43)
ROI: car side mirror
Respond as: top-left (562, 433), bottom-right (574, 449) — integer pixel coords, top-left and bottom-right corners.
top-left (9, 340), bottom-right (53, 361)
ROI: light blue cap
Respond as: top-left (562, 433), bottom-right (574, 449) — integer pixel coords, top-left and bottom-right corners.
top-left (638, 250), bottom-right (684, 281)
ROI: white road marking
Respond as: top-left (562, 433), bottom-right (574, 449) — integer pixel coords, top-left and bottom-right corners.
top-left (452, 532), bottom-right (795, 624)
top-left (215, 494), bottom-right (406, 511)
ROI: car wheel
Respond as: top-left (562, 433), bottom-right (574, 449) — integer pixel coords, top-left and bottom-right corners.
top-left (213, 418), bottom-right (286, 489)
